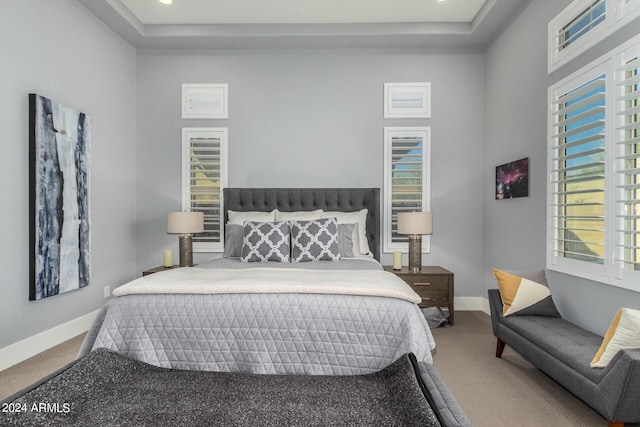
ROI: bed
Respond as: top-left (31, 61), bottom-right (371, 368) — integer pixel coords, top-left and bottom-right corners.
top-left (79, 187), bottom-right (438, 374)
top-left (2, 188), bottom-right (470, 426)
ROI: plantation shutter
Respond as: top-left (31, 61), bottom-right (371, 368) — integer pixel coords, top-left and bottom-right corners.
top-left (557, 0), bottom-right (606, 52)
top-left (182, 128), bottom-right (228, 252)
top-left (550, 73), bottom-right (607, 265)
top-left (620, 0), bottom-right (640, 19)
top-left (617, 49), bottom-right (640, 272)
top-left (383, 127), bottom-right (430, 252)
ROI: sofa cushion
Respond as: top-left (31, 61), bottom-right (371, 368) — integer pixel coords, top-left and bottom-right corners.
top-left (591, 307), bottom-right (640, 368)
top-left (501, 314), bottom-right (605, 382)
top-left (493, 269), bottom-right (561, 317)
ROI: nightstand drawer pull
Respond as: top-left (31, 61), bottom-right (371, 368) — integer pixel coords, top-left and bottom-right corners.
top-left (414, 282), bottom-right (431, 286)
top-left (422, 297), bottom-right (431, 301)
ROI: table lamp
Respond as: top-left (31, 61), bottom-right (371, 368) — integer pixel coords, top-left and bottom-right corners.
top-left (397, 211), bottom-right (432, 272)
top-left (167, 211), bottom-right (204, 267)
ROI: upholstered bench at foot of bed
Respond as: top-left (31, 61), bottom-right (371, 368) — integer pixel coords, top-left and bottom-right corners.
top-left (488, 289), bottom-right (640, 427)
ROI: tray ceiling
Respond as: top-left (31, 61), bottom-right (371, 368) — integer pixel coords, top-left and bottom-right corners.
top-left (78, 0), bottom-right (531, 49)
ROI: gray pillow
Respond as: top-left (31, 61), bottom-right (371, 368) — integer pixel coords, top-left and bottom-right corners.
top-left (291, 218), bottom-right (341, 262)
top-left (337, 223), bottom-right (355, 258)
top-left (223, 223), bottom-right (243, 258)
top-left (241, 221), bottom-right (290, 263)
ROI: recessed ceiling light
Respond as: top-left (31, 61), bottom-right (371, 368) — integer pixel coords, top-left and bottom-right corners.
top-left (158, 0), bottom-right (172, 5)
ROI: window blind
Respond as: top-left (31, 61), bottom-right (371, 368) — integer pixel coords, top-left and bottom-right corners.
top-left (383, 127), bottom-right (430, 252)
top-left (620, 0), bottom-right (640, 19)
top-left (182, 128), bottom-right (228, 252)
top-left (558, 0), bottom-right (606, 51)
top-left (617, 52), bottom-right (640, 271)
top-left (550, 74), bottom-right (607, 264)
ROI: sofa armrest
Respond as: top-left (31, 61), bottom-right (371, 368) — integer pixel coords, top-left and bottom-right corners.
top-left (601, 348), bottom-right (640, 422)
top-left (487, 289), bottom-right (503, 336)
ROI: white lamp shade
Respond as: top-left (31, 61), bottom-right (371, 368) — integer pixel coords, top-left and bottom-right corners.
top-left (167, 211), bottom-right (204, 234)
top-left (397, 212), bottom-right (432, 235)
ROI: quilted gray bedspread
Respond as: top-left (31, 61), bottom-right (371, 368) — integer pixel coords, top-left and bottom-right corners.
top-left (80, 259), bottom-right (435, 375)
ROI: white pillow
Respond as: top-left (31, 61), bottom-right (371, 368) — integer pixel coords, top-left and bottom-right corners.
top-left (322, 209), bottom-right (372, 257)
top-left (228, 209), bottom-right (276, 224)
top-left (590, 307), bottom-right (640, 368)
top-left (274, 209), bottom-right (324, 222)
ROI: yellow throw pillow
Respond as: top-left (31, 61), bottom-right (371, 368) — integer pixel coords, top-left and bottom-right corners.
top-left (492, 269), bottom-right (561, 317)
top-left (590, 307), bottom-right (640, 368)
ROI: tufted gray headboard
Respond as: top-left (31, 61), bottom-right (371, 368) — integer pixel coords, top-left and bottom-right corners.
top-left (223, 188), bottom-right (381, 261)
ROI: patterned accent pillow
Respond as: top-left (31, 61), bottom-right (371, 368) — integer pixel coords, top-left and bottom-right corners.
top-left (241, 221), bottom-right (290, 262)
top-left (492, 269), bottom-right (561, 317)
top-left (291, 218), bottom-right (341, 262)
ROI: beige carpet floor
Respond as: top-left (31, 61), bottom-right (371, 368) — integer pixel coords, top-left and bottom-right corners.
top-left (431, 311), bottom-right (605, 427)
top-left (0, 333), bottom-right (85, 401)
top-left (0, 312), bottom-right (608, 426)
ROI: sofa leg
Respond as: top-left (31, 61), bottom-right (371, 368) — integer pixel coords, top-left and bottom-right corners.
top-left (496, 338), bottom-right (506, 358)
top-left (607, 422), bottom-right (624, 427)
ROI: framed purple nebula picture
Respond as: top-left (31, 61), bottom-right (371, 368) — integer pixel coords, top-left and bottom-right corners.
top-left (495, 157), bottom-right (529, 200)
top-left (29, 94), bottom-right (91, 300)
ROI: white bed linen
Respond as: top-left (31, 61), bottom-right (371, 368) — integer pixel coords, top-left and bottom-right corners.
top-left (113, 267), bottom-right (421, 304)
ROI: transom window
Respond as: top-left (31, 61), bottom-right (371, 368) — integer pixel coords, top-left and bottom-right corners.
top-left (559, 0), bottom-right (606, 52)
top-left (548, 0), bottom-right (640, 73)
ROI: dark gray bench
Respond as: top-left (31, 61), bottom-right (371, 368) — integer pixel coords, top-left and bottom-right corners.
top-left (488, 289), bottom-right (640, 427)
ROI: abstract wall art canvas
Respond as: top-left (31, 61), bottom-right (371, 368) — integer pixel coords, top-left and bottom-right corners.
top-left (495, 157), bottom-right (529, 200)
top-left (29, 94), bottom-right (91, 300)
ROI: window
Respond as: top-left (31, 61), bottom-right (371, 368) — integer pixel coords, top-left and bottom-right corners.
top-left (619, 0), bottom-right (640, 21)
top-left (548, 67), bottom-right (609, 272)
top-left (383, 127), bottom-right (431, 253)
top-left (182, 128), bottom-right (228, 252)
top-left (616, 42), bottom-right (640, 282)
top-left (548, 0), bottom-right (640, 73)
top-left (559, 0), bottom-right (606, 52)
top-left (547, 33), bottom-right (640, 290)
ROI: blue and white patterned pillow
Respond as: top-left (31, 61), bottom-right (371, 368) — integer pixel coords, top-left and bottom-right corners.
top-left (241, 221), bottom-right (290, 262)
top-left (291, 218), bottom-right (341, 262)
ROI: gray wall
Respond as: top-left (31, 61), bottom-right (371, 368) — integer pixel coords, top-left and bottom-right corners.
top-left (135, 48), bottom-right (485, 298)
top-left (484, 1), bottom-right (640, 335)
top-left (0, 0), bottom-right (137, 348)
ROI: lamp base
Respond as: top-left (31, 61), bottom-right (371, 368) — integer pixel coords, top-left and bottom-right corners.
top-left (178, 235), bottom-right (193, 267)
top-left (408, 235), bottom-right (422, 273)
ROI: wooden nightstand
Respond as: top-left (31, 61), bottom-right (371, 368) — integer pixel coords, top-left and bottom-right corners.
top-left (384, 266), bottom-right (455, 325)
top-left (142, 265), bottom-right (179, 276)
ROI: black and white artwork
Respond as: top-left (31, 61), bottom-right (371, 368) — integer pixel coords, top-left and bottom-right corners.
top-left (29, 94), bottom-right (91, 300)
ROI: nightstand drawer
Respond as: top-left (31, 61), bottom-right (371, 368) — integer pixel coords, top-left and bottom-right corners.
top-left (416, 291), bottom-right (449, 307)
top-left (406, 277), bottom-right (450, 292)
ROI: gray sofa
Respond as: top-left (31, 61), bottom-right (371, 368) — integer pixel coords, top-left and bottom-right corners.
top-left (488, 288), bottom-right (640, 427)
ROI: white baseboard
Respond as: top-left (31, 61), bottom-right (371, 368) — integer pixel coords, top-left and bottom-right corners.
top-left (454, 296), bottom-right (490, 315)
top-left (0, 310), bottom-right (100, 372)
